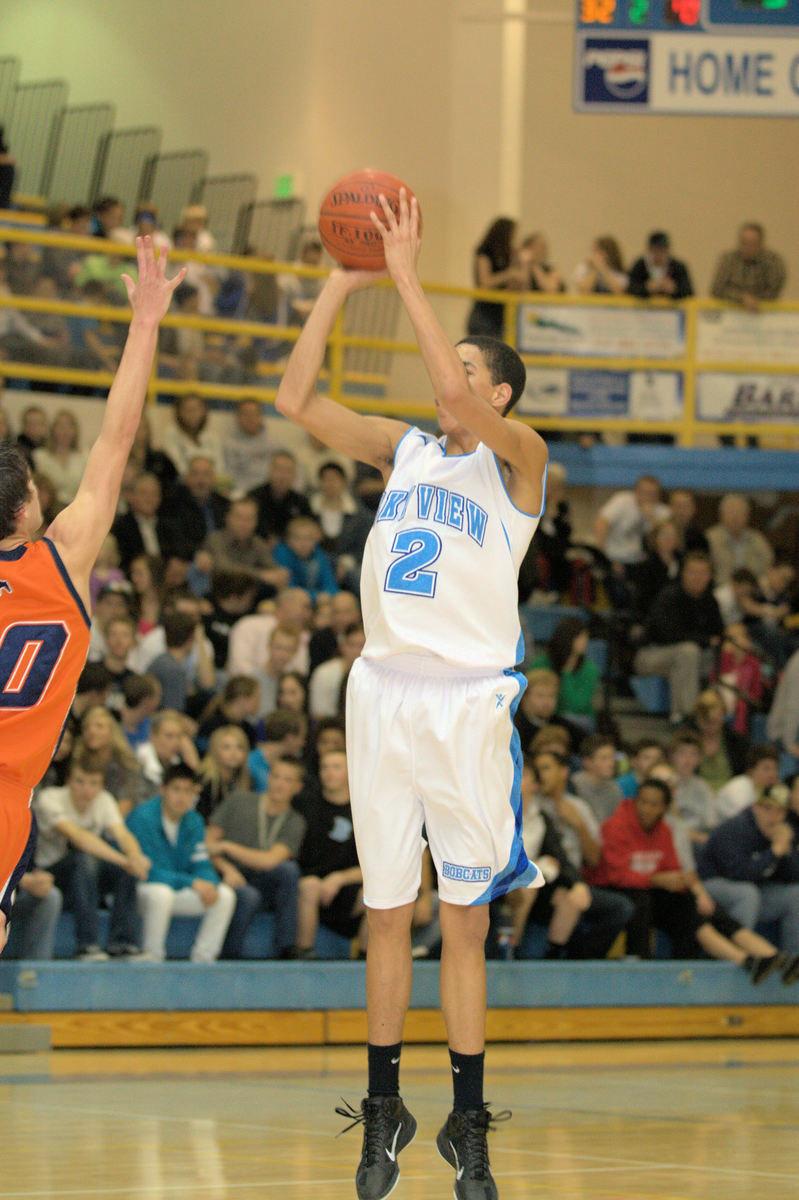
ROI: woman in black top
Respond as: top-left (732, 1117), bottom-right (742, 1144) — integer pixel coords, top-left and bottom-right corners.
top-left (465, 216), bottom-right (526, 338)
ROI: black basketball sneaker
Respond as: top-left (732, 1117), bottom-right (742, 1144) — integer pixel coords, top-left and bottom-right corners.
top-left (436, 1104), bottom-right (511, 1200)
top-left (336, 1095), bottom-right (417, 1200)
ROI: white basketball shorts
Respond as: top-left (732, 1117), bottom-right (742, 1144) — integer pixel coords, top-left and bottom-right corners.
top-left (346, 654), bottom-right (543, 908)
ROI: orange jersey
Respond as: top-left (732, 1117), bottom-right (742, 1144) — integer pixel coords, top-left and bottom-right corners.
top-left (0, 538), bottom-right (90, 789)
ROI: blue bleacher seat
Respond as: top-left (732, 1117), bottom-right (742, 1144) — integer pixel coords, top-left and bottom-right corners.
top-left (517, 923), bottom-right (548, 960)
top-left (630, 675), bottom-right (671, 715)
top-left (586, 638), bottom-right (607, 673)
top-left (749, 712), bottom-right (768, 743)
top-left (53, 910), bottom-right (352, 960)
top-left (519, 604), bottom-right (587, 647)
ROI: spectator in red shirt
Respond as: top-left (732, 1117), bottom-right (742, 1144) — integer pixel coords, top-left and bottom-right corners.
top-left (586, 779), bottom-right (783, 980)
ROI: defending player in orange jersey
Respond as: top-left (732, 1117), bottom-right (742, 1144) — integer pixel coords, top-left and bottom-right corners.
top-left (0, 237), bottom-right (185, 952)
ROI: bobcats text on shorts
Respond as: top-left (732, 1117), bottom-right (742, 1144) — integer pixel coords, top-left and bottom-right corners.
top-left (442, 862), bottom-right (492, 883)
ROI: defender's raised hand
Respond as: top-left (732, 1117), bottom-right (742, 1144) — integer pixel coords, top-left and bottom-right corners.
top-left (121, 235), bottom-right (187, 324)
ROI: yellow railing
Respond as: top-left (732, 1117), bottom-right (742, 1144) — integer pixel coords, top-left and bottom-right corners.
top-left (1, 223), bottom-right (797, 447)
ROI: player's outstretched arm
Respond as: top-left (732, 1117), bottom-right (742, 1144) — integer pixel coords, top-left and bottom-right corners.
top-left (274, 268), bottom-right (408, 476)
top-left (48, 237), bottom-right (186, 594)
top-left (372, 192), bottom-right (548, 513)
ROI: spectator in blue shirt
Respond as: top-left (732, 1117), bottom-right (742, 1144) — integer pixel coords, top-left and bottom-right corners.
top-left (126, 763), bottom-right (236, 961)
top-left (616, 739), bottom-right (666, 799)
top-left (273, 515), bottom-right (339, 600)
top-left (697, 784), bottom-right (799, 957)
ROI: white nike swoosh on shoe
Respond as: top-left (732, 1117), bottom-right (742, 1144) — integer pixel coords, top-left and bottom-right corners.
top-left (450, 1141), bottom-right (464, 1180)
top-left (385, 1123), bottom-right (402, 1162)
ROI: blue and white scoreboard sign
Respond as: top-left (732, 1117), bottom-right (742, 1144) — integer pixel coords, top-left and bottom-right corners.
top-left (575, 0), bottom-right (799, 114)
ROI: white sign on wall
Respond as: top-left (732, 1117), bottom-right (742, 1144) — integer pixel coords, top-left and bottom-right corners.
top-left (517, 304), bottom-right (685, 359)
top-left (697, 373), bottom-right (799, 422)
top-left (651, 36), bottom-right (799, 116)
top-left (696, 310), bottom-right (799, 367)
top-left (518, 368), bottom-right (682, 421)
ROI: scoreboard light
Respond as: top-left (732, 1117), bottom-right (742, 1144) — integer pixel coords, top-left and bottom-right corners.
top-left (577, 0), bottom-right (798, 29)
top-left (666, 0), bottom-right (702, 23)
top-left (580, 0), bottom-right (617, 22)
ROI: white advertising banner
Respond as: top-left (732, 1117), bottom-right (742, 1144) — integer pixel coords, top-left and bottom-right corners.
top-left (518, 369), bottom-right (682, 421)
top-left (517, 304), bottom-right (685, 359)
top-left (518, 370), bottom-right (569, 417)
top-left (697, 310), bottom-right (799, 367)
top-left (651, 36), bottom-right (799, 117)
top-left (697, 374), bottom-right (799, 423)
top-left (629, 372), bottom-right (683, 422)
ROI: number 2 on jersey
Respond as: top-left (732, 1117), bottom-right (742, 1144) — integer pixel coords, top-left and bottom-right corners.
top-left (0, 622), bottom-right (69, 709)
top-left (384, 528), bottom-right (442, 598)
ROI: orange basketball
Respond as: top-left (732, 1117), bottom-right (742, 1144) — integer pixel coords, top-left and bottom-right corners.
top-left (318, 168), bottom-right (421, 270)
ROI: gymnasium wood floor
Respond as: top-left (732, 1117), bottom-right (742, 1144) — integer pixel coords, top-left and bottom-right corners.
top-left (1, 1039), bottom-right (798, 1199)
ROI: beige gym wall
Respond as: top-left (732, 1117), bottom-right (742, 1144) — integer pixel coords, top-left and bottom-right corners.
top-left (1, 0), bottom-right (795, 294)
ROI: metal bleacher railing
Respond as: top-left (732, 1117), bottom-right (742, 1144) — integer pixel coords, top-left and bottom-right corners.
top-left (0, 56), bottom-right (20, 124)
top-left (192, 173), bottom-right (258, 254)
top-left (1, 222), bottom-right (798, 450)
top-left (138, 149), bottom-right (209, 241)
top-left (90, 126), bottom-right (163, 216)
top-left (0, 225), bottom-right (398, 403)
top-left (4, 79), bottom-right (68, 199)
top-left (41, 102), bottom-right (116, 209)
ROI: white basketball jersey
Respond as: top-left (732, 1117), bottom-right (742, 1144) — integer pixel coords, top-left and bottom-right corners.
top-left (360, 428), bottom-right (545, 670)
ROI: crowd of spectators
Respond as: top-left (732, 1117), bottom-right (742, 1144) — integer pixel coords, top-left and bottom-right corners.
top-left (466, 216), bottom-right (787, 340)
top-left (1, 195), bottom-right (790, 406)
top-left (1, 198), bottom-right (797, 983)
top-left (0, 377), bottom-right (794, 982)
top-left (0, 195), bottom-right (328, 387)
top-left (503, 465), bottom-right (799, 978)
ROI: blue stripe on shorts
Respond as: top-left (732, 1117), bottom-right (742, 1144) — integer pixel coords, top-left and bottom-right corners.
top-left (472, 667), bottom-right (540, 905)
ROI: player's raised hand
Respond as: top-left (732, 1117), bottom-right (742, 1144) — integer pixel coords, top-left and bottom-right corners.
top-left (370, 189), bottom-right (421, 284)
top-left (121, 235), bottom-right (187, 324)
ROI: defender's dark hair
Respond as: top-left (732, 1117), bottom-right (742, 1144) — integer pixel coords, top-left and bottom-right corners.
top-left (455, 335), bottom-right (527, 414)
top-left (0, 442), bottom-right (32, 540)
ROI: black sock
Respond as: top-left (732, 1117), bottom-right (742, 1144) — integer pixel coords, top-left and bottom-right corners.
top-left (368, 1042), bottom-right (402, 1098)
top-left (545, 940), bottom-right (567, 960)
top-left (449, 1049), bottom-right (485, 1113)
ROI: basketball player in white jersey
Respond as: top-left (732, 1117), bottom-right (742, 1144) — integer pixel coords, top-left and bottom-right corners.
top-left (275, 191), bottom-right (547, 1200)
